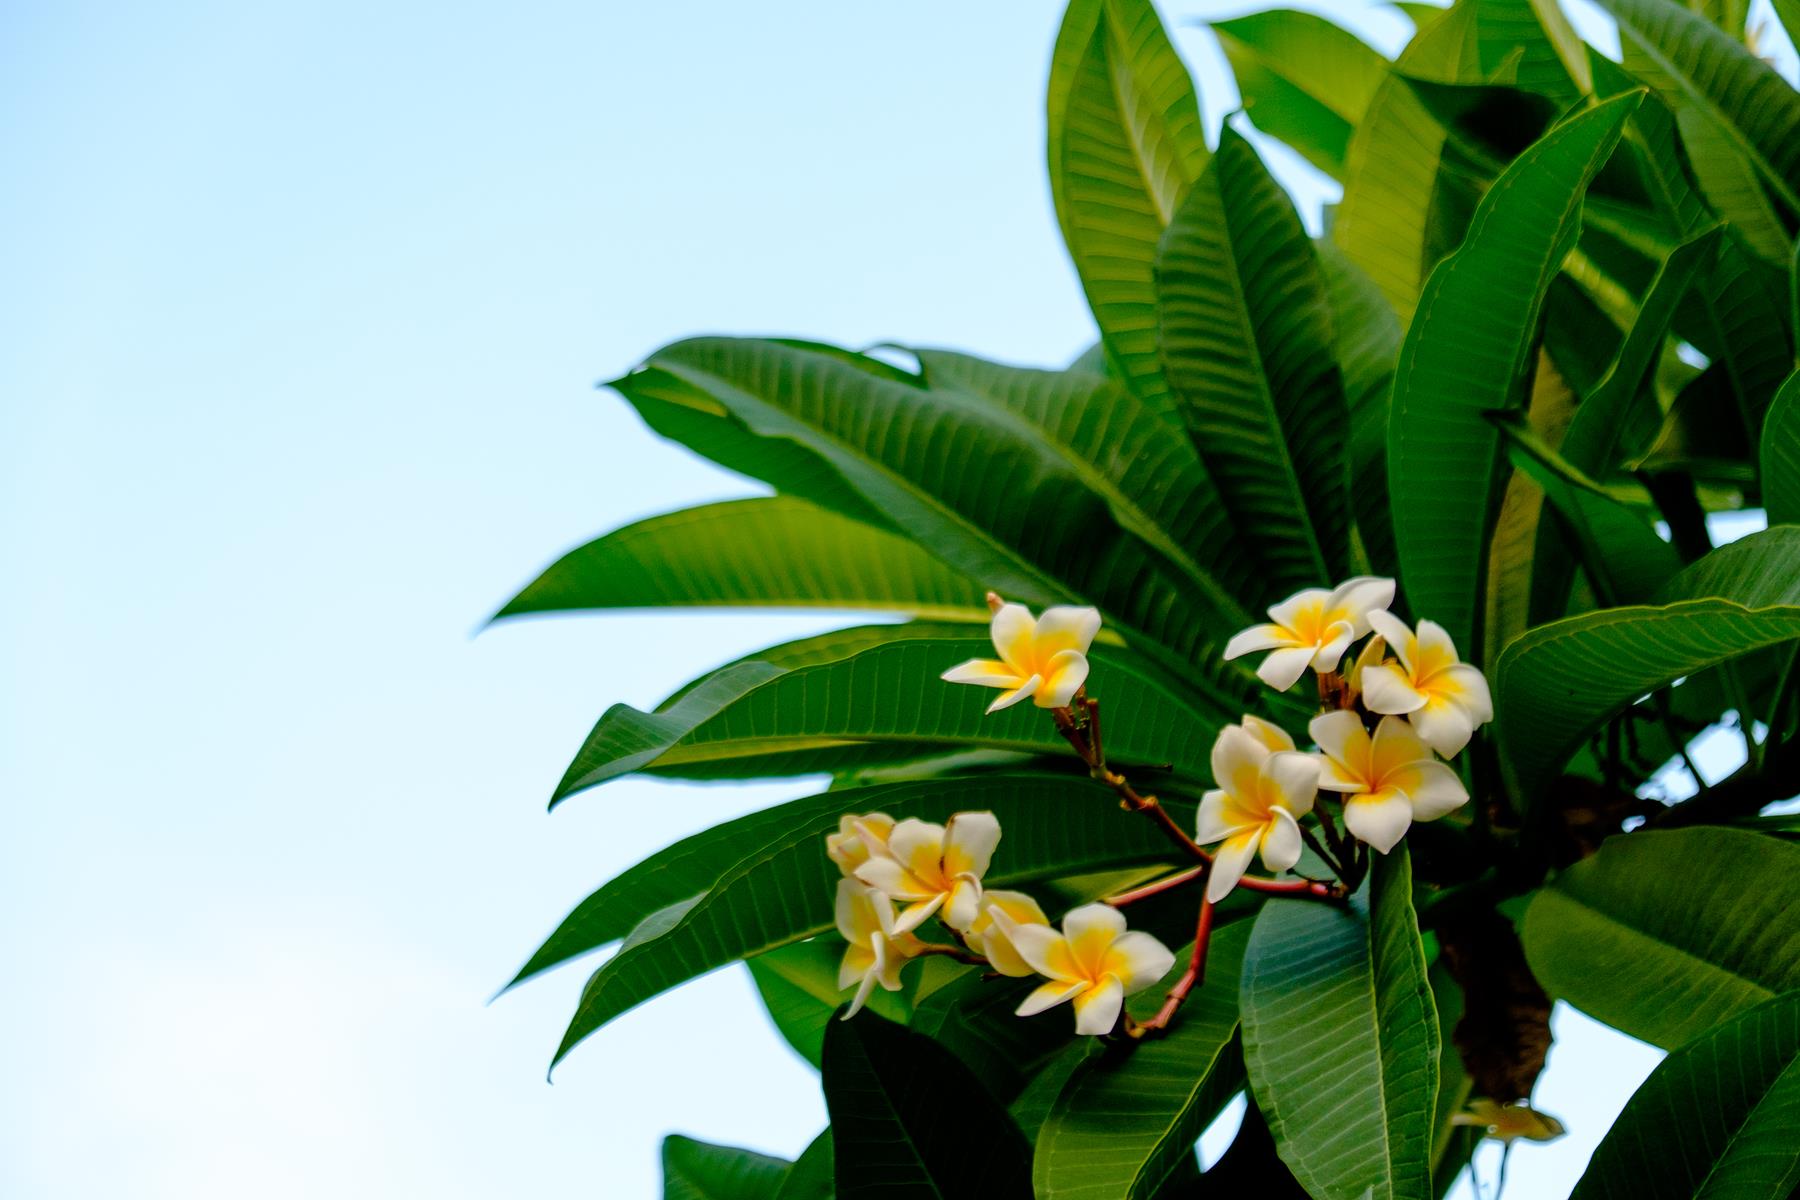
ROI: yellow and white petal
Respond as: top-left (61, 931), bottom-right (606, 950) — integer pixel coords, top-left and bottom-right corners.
top-left (1260, 806), bottom-right (1304, 873)
top-left (1327, 576), bottom-right (1397, 636)
top-left (1410, 696), bottom-right (1477, 757)
top-left (1438, 663), bottom-right (1494, 723)
top-left (874, 933), bottom-right (910, 991)
top-left (1309, 710), bottom-right (1373, 790)
top-left (1267, 587), bottom-right (1331, 636)
top-left (994, 912), bottom-right (1078, 981)
top-left (1256, 645), bottom-right (1319, 691)
top-left (838, 943), bottom-right (876, 990)
top-left (1362, 661), bottom-right (1428, 715)
top-left (1207, 829), bottom-right (1262, 903)
top-left (1412, 619), bottom-right (1461, 676)
top-left (1195, 789), bottom-right (1256, 845)
top-left (990, 603), bottom-right (1038, 673)
top-left (1034, 605), bottom-right (1103, 658)
top-left (942, 874), bottom-right (984, 932)
top-left (885, 819), bottom-right (947, 878)
top-left (1211, 724), bottom-right (1273, 801)
top-left (1400, 759), bottom-right (1470, 821)
top-left (827, 812), bottom-right (896, 874)
top-left (1240, 715), bottom-right (1297, 753)
top-left (1314, 753), bottom-right (1366, 794)
top-left (1366, 610), bottom-right (1415, 672)
top-left (1343, 789), bottom-right (1414, 854)
top-left (1224, 624), bottom-right (1298, 660)
top-left (940, 658), bottom-right (1026, 688)
top-left (972, 890), bottom-right (1047, 976)
top-left (1016, 977), bottom-right (1091, 1018)
top-left (1369, 715), bottom-right (1433, 778)
top-left (980, 889), bottom-right (1047, 927)
top-left (890, 893), bottom-right (948, 934)
top-left (1062, 903), bottom-right (1128, 977)
top-left (1311, 620), bottom-right (1357, 673)
top-left (987, 673), bottom-right (1043, 713)
top-left (1037, 649), bottom-right (1090, 708)
top-left (1071, 974), bottom-right (1126, 1036)
top-left (1102, 932), bottom-right (1177, 993)
top-left (1265, 750), bottom-right (1321, 817)
top-left (853, 856), bottom-right (936, 903)
top-left (1347, 634), bottom-right (1388, 694)
top-left (835, 878), bottom-right (880, 944)
top-left (844, 935), bottom-right (888, 1018)
top-left (942, 810), bottom-right (1002, 880)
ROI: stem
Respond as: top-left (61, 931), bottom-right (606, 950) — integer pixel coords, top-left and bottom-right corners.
top-left (912, 943), bottom-right (988, 966)
top-left (1133, 894), bottom-right (1215, 1035)
top-left (1300, 826), bottom-right (1347, 878)
top-left (1105, 864), bottom-right (1206, 907)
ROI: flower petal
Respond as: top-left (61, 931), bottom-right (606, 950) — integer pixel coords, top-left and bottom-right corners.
top-left (1401, 759), bottom-right (1470, 821)
top-left (890, 892), bottom-right (947, 934)
top-left (853, 856), bottom-right (934, 902)
top-left (1207, 830), bottom-right (1261, 903)
top-left (1071, 974), bottom-right (1125, 1036)
top-left (995, 912), bottom-right (1077, 980)
top-left (1037, 649), bottom-right (1090, 708)
top-left (884, 819), bottom-right (945, 878)
top-left (1343, 789), bottom-right (1414, 854)
top-left (1195, 789), bottom-right (1254, 844)
top-left (1439, 663), bottom-right (1494, 723)
top-left (942, 810), bottom-right (1001, 879)
top-left (1366, 610), bottom-right (1415, 672)
top-left (1369, 714), bottom-right (1432, 779)
top-left (1327, 576), bottom-right (1397, 635)
top-left (1362, 662), bottom-right (1427, 715)
top-left (1224, 624), bottom-right (1297, 660)
top-left (1062, 902), bottom-right (1128, 977)
top-left (1256, 645), bottom-right (1318, 691)
top-left (1267, 588), bottom-right (1330, 633)
top-left (1016, 978), bottom-right (1090, 1018)
top-left (1240, 715), bottom-right (1296, 753)
top-left (1411, 696), bottom-right (1476, 758)
top-left (1260, 805), bottom-right (1304, 873)
top-left (980, 889), bottom-right (1047, 927)
top-left (1309, 710), bottom-right (1371, 780)
top-left (990, 603), bottom-right (1037, 672)
top-left (1414, 618), bottom-right (1461, 674)
top-left (987, 674), bottom-right (1043, 713)
top-left (1265, 751), bottom-right (1319, 817)
top-left (1103, 932), bottom-right (1177, 993)
top-left (1034, 605), bottom-right (1103, 657)
top-left (940, 658), bottom-right (1026, 688)
top-left (1211, 724), bottom-right (1272, 800)
top-left (942, 875), bottom-right (984, 932)
top-left (838, 944), bottom-right (875, 990)
top-left (1311, 620), bottom-right (1356, 673)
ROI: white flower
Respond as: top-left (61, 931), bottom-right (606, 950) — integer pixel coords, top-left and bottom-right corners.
top-left (1223, 576), bottom-right (1396, 691)
top-left (968, 890), bottom-right (1049, 977)
top-left (1000, 904), bottom-right (1175, 1035)
top-left (853, 811), bottom-right (1001, 933)
top-left (1195, 721), bottom-right (1320, 901)
top-left (1311, 711), bottom-right (1469, 853)
top-left (941, 602), bottom-right (1102, 712)
top-left (835, 880), bottom-right (921, 1019)
top-left (825, 812), bottom-right (895, 877)
top-left (1363, 612), bottom-right (1494, 757)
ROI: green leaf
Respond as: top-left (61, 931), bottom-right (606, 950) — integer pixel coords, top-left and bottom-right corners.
top-left (1597, 0), bottom-right (1800, 215)
top-left (1521, 829), bottom-right (1800, 1049)
top-left (1572, 989), bottom-right (1800, 1199)
top-left (823, 1011), bottom-right (1032, 1199)
top-left (907, 349), bottom-right (1256, 621)
top-left (1156, 125), bottom-right (1351, 593)
top-left (1471, 0), bottom-right (1591, 103)
top-left (551, 625), bottom-right (1225, 803)
top-left (662, 1135), bottom-right (791, 1200)
top-left (1674, 103), bottom-right (1794, 266)
top-left (547, 776), bottom-right (1194, 1070)
top-left (1763, 370), bottom-right (1800, 525)
top-left (1240, 845), bottom-right (1439, 1200)
top-left (1389, 93), bottom-right (1641, 653)
top-left (494, 498), bottom-right (986, 621)
top-left (750, 939), bottom-right (910, 1069)
top-left (772, 1132), bottom-right (834, 1200)
top-left (1319, 240), bottom-right (1404, 577)
top-left (1033, 921), bottom-right (1251, 1200)
top-left (1211, 11), bottom-right (1388, 179)
top-left (1047, 0), bottom-right (1208, 422)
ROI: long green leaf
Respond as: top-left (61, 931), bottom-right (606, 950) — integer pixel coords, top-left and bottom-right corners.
top-left (1032, 922), bottom-right (1250, 1200)
top-left (1047, 0), bottom-right (1208, 421)
top-left (1571, 989), bottom-right (1800, 1199)
top-left (1211, 11), bottom-right (1388, 179)
top-left (495, 498), bottom-right (986, 621)
top-left (1764, 371), bottom-right (1800, 524)
top-left (823, 1011), bottom-right (1031, 1199)
top-left (1389, 93), bottom-right (1641, 652)
top-left (1674, 104), bottom-right (1794, 266)
top-left (1521, 829), bottom-right (1800, 1048)
top-left (1240, 845), bottom-right (1439, 1200)
top-left (750, 939), bottom-right (910, 1070)
top-left (1597, 0), bottom-right (1800, 215)
top-left (1319, 240), bottom-right (1404, 577)
top-left (551, 626), bottom-right (1224, 802)
top-left (772, 1132), bottom-right (833, 1200)
top-left (1156, 125), bottom-right (1350, 593)
top-left (663, 1135), bottom-right (790, 1200)
top-left (547, 776), bottom-right (1193, 1069)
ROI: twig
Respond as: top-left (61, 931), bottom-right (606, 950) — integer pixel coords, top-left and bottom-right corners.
top-left (1131, 894), bottom-right (1215, 1035)
top-left (1104, 864), bottom-right (1205, 907)
top-left (912, 943), bottom-right (989, 966)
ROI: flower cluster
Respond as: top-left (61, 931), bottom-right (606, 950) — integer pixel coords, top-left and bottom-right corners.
top-left (825, 809), bottom-right (1175, 1035)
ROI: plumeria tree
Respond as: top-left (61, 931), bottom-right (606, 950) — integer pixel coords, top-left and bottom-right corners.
top-left (493, 0), bottom-right (1800, 1195)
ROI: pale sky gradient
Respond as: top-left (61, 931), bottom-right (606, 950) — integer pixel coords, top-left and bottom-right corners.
top-left (3, 2), bottom-right (1793, 1197)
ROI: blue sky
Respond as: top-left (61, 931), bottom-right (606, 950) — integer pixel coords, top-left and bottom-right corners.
top-left (2, 1), bottom-right (1792, 1197)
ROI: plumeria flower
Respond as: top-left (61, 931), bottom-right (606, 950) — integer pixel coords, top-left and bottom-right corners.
top-left (853, 811), bottom-right (1001, 933)
top-left (968, 890), bottom-right (1049, 977)
top-left (1363, 611), bottom-right (1494, 757)
top-left (835, 880), bottom-right (922, 1019)
top-left (998, 904), bottom-right (1175, 1035)
top-left (1195, 721), bottom-right (1320, 902)
top-left (1223, 576), bottom-right (1396, 690)
top-left (1451, 1100), bottom-right (1566, 1144)
top-left (1310, 711), bottom-right (1469, 854)
top-left (825, 812), bottom-right (895, 877)
top-left (941, 601), bottom-right (1102, 712)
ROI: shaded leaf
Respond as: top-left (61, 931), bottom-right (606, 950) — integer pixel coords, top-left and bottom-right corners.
top-left (773, 1132), bottom-right (834, 1200)
top-left (663, 1135), bottom-right (790, 1200)
top-left (1763, 370), bottom-right (1800, 525)
top-left (750, 939), bottom-right (910, 1070)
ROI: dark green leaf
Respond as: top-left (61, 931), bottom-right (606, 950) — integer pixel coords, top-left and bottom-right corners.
top-left (750, 939), bottom-right (910, 1069)
top-left (662, 1135), bottom-right (790, 1200)
top-left (1763, 371), bottom-right (1800, 524)
top-left (1319, 240), bottom-right (1404, 577)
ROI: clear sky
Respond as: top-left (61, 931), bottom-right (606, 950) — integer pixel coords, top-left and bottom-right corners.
top-left (2, 2), bottom-right (1793, 1197)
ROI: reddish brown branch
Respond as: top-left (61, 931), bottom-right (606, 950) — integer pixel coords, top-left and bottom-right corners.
top-left (1133, 894), bottom-right (1216, 1035)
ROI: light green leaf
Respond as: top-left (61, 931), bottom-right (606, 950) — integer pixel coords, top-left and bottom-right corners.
top-left (1389, 93), bottom-right (1641, 653)
top-left (1764, 371), bottom-right (1800, 524)
top-left (1472, 0), bottom-right (1591, 102)
top-left (1211, 10), bottom-right (1388, 179)
top-left (1047, 0), bottom-right (1208, 422)
top-left (662, 1135), bottom-right (790, 1200)
top-left (494, 498), bottom-right (986, 621)
top-left (547, 776), bottom-right (1193, 1070)
top-left (1522, 829), bottom-right (1800, 1048)
top-left (1033, 922), bottom-right (1250, 1200)
top-left (823, 1011), bottom-right (1032, 1199)
top-left (1572, 989), bottom-right (1800, 1199)
top-left (772, 1132), bottom-right (833, 1200)
top-left (1675, 104), bottom-right (1794, 266)
top-left (1156, 125), bottom-right (1350, 592)
top-left (750, 939), bottom-right (910, 1070)
top-left (1597, 0), bottom-right (1800, 215)
top-left (1240, 845), bottom-right (1439, 1200)
top-left (551, 625), bottom-right (1224, 803)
